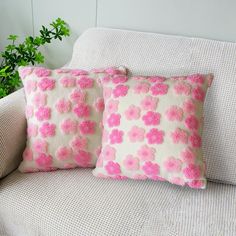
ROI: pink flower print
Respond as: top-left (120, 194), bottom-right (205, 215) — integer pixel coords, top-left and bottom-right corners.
top-left (107, 99), bottom-right (119, 113)
top-left (34, 67), bottom-right (51, 77)
top-left (140, 96), bottom-right (158, 111)
top-left (70, 136), bottom-right (87, 152)
top-left (142, 161), bottom-right (160, 176)
top-left (125, 105), bottom-right (141, 120)
top-left (38, 78), bottom-right (55, 91)
top-left (165, 106), bottom-right (183, 121)
top-left (174, 81), bottom-right (191, 95)
top-left (55, 98), bottom-right (71, 113)
top-left (102, 129), bottom-right (109, 143)
top-left (56, 146), bottom-right (72, 161)
top-left (25, 80), bottom-right (37, 94)
top-left (19, 67), bottom-right (32, 79)
top-left (188, 180), bottom-right (205, 189)
top-left (150, 175), bottom-right (165, 181)
top-left (74, 150), bottom-right (92, 167)
top-left (164, 157), bottom-right (182, 172)
top-left (105, 67), bottom-right (126, 75)
top-left (146, 128), bottom-right (164, 144)
top-left (107, 113), bottom-right (121, 127)
top-left (123, 155), bottom-right (139, 170)
top-left (35, 106), bottom-right (51, 121)
top-left (183, 164), bottom-right (201, 179)
top-left (27, 123), bottom-right (38, 137)
top-left (103, 87), bottom-right (112, 99)
top-left (102, 145), bottom-right (116, 160)
top-left (109, 129), bottom-right (124, 144)
top-left (73, 103), bottom-right (90, 118)
top-left (133, 82), bottom-right (150, 94)
top-left (180, 148), bottom-right (196, 163)
top-left (189, 132), bottom-right (202, 148)
top-left (23, 148), bottom-right (33, 161)
top-left (60, 76), bottom-right (76, 87)
top-left (113, 84), bottom-right (129, 98)
top-left (183, 99), bottom-right (196, 113)
top-left (32, 92), bottom-right (47, 107)
top-left (170, 177), bottom-right (185, 186)
top-left (55, 68), bottom-right (70, 74)
top-left (77, 76), bottom-right (94, 89)
top-left (128, 126), bottom-right (145, 142)
top-left (148, 76), bottom-right (165, 83)
top-left (137, 145), bottom-right (155, 161)
top-left (79, 120), bottom-right (96, 135)
top-left (192, 86), bottom-right (205, 102)
top-left (185, 115), bottom-right (199, 130)
top-left (94, 97), bottom-right (104, 112)
top-left (150, 83), bottom-right (168, 95)
top-left (187, 74), bottom-right (204, 85)
top-left (112, 75), bottom-right (128, 84)
top-left (60, 119), bottom-right (77, 134)
top-left (105, 161), bottom-right (121, 175)
top-left (133, 76), bottom-right (146, 81)
top-left (69, 89), bottom-right (86, 103)
top-left (70, 69), bottom-right (88, 76)
top-left (25, 105), bottom-right (34, 119)
top-left (35, 153), bottom-right (52, 168)
top-left (171, 128), bottom-right (188, 144)
top-left (33, 139), bottom-right (48, 153)
top-left (142, 111), bottom-right (161, 126)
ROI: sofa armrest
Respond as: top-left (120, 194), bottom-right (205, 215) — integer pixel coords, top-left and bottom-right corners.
top-left (0, 89), bottom-right (26, 179)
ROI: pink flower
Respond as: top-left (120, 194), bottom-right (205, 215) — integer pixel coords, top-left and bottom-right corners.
top-left (112, 75), bottom-right (128, 84)
top-left (94, 97), bottom-right (104, 112)
top-left (25, 80), bottom-right (37, 94)
top-left (35, 153), bottom-right (52, 167)
top-left (150, 83), bottom-right (168, 95)
top-left (142, 111), bottom-right (161, 126)
top-left (55, 69), bottom-right (70, 74)
top-left (170, 177), bottom-right (185, 186)
top-left (39, 122), bottom-right (56, 138)
top-left (105, 67), bottom-right (126, 75)
top-left (137, 145), bottom-right (155, 161)
top-left (142, 161), bottom-right (160, 175)
top-left (100, 76), bottom-right (111, 84)
top-left (125, 105), bottom-right (140, 120)
top-left (103, 87), bottom-right (112, 99)
top-left (27, 123), bottom-right (38, 137)
top-left (183, 99), bottom-right (196, 113)
top-left (148, 76), bottom-right (165, 83)
top-left (183, 164), bottom-right (201, 179)
top-left (189, 132), bottom-right (202, 148)
top-left (55, 99), bottom-right (71, 113)
top-left (38, 78), bottom-right (55, 91)
top-left (102, 145), bottom-right (116, 160)
top-left (107, 99), bottom-right (119, 113)
top-left (164, 157), bottom-right (182, 172)
top-left (73, 103), bottom-right (90, 118)
top-left (34, 67), bottom-right (51, 77)
top-left (187, 74), bottom-right (204, 84)
top-left (171, 128), bottom-right (188, 144)
top-left (133, 82), bottom-right (150, 94)
top-left (74, 150), bottom-right (92, 167)
top-left (146, 128), bottom-right (164, 144)
top-left (188, 180), bottom-right (205, 189)
top-left (23, 148), bottom-right (33, 161)
top-left (77, 76), bottom-right (94, 89)
top-left (107, 113), bottom-right (121, 127)
top-left (165, 106), bottom-right (183, 121)
top-left (192, 86), bottom-right (205, 102)
top-left (33, 139), bottom-right (48, 153)
top-left (109, 129), bottom-right (124, 144)
top-left (174, 81), bottom-right (191, 95)
top-left (105, 161), bottom-right (121, 175)
top-left (60, 119), bottom-right (77, 134)
top-left (25, 105), bottom-right (34, 118)
top-left (128, 126), bottom-right (145, 142)
top-left (56, 146), bottom-right (72, 160)
top-left (79, 120), bottom-right (96, 135)
top-left (140, 96), bottom-right (158, 111)
top-left (113, 85), bottom-right (129, 97)
top-left (19, 67), bottom-right (32, 79)
top-left (35, 106), bottom-right (51, 121)
top-left (185, 115), bottom-right (199, 130)
top-left (69, 89), bottom-right (86, 103)
top-left (60, 76), bottom-right (76, 87)
top-left (32, 92), bottom-right (47, 107)
top-left (180, 148), bottom-right (196, 163)
top-left (70, 136), bottom-right (87, 152)
top-left (123, 155), bottom-right (139, 170)
top-left (70, 69), bottom-right (88, 76)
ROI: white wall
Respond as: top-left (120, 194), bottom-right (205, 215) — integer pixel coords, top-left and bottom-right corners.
top-left (1, 0), bottom-right (236, 68)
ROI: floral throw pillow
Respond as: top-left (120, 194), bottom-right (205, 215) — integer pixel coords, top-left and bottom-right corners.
top-left (18, 66), bottom-right (127, 172)
top-left (93, 74), bottom-right (213, 189)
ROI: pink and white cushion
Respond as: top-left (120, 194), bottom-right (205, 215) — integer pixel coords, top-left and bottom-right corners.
top-left (18, 66), bottom-right (127, 172)
top-left (93, 74), bottom-right (213, 189)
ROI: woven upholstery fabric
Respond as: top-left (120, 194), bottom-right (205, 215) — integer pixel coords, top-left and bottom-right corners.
top-left (0, 89), bottom-right (26, 179)
top-left (1, 169), bottom-right (236, 236)
top-left (69, 28), bottom-right (236, 184)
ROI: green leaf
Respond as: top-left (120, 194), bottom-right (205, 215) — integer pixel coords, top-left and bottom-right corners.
top-left (7, 35), bottom-right (18, 41)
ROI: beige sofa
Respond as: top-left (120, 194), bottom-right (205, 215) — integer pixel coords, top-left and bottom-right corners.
top-left (1, 28), bottom-right (236, 236)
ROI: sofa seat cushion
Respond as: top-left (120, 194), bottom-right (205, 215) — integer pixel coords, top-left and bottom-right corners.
top-left (0, 169), bottom-right (236, 236)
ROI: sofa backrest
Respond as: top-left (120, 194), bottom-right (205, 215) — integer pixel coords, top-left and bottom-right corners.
top-left (68, 28), bottom-right (236, 185)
